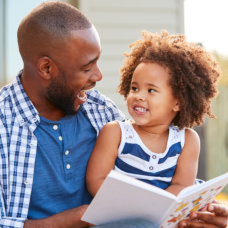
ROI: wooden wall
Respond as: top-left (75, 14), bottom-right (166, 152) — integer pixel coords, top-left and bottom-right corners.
top-left (79, 0), bottom-right (184, 115)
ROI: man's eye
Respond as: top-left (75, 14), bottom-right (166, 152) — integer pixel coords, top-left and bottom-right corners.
top-left (148, 88), bottom-right (155, 93)
top-left (131, 86), bottom-right (138, 92)
top-left (84, 68), bottom-right (91, 72)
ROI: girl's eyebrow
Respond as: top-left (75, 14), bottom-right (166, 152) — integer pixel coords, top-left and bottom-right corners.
top-left (147, 83), bottom-right (159, 89)
top-left (131, 81), bottom-right (159, 89)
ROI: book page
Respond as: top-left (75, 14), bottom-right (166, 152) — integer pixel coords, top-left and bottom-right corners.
top-left (179, 172), bottom-right (228, 198)
top-left (82, 170), bottom-right (177, 225)
top-left (161, 172), bottom-right (228, 227)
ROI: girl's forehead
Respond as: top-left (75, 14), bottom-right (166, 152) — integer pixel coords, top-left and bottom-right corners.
top-left (133, 62), bottom-right (170, 77)
top-left (131, 62), bottom-right (172, 88)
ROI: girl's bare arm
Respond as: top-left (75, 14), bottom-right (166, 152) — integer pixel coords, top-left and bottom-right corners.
top-left (86, 121), bottom-right (121, 196)
top-left (166, 128), bottom-right (200, 195)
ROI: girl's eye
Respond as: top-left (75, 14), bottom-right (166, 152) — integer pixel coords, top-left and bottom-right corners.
top-left (148, 88), bottom-right (155, 93)
top-left (131, 86), bottom-right (138, 92)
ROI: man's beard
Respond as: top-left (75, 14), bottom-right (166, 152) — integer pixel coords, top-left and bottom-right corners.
top-left (46, 75), bottom-right (78, 115)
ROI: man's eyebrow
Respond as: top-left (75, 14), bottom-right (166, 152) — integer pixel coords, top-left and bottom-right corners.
top-left (82, 56), bottom-right (99, 67)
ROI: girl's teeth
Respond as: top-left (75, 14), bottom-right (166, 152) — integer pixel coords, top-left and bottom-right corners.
top-left (135, 107), bottom-right (146, 112)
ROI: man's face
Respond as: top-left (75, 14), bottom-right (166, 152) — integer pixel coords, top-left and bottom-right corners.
top-left (46, 26), bottom-right (102, 114)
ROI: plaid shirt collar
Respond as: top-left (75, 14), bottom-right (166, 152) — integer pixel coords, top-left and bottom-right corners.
top-left (9, 72), bottom-right (40, 131)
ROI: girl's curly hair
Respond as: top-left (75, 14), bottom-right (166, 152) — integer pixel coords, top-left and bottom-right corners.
top-left (118, 30), bottom-right (221, 129)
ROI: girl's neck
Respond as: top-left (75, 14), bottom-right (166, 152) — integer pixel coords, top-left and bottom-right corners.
top-left (132, 122), bottom-right (170, 154)
top-left (132, 122), bottom-right (170, 136)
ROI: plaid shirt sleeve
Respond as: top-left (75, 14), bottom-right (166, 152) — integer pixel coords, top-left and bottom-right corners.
top-left (0, 76), bottom-right (38, 228)
top-left (0, 217), bottom-right (25, 228)
top-left (0, 116), bottom-right (28, 228)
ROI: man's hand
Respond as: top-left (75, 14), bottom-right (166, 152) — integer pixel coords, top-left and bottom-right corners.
top-left (178, 203), bottom-right (228, 228)
top-left (24, 205), bottom-right (90, 228)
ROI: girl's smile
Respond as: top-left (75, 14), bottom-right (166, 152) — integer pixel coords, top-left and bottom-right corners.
top-left (133, 105), bottom-right (148, 115)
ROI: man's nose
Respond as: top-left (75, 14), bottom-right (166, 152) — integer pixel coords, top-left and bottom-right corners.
top-left (90, 65), bottom-right (102, 82)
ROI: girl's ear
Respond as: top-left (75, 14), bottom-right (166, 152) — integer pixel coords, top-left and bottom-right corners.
top-left (173, 100), bottom-right (180, 112)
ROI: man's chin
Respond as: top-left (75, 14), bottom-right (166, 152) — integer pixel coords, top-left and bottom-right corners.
top-left (63, 108), bottom-right (79, 116)
top-left (74, 104), bottom-right (81, 112)
top-left (61, 102), bottom-right (81, 116)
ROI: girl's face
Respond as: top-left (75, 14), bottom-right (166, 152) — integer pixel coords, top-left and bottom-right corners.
top-left (127, 62), bottom-right (180, 128)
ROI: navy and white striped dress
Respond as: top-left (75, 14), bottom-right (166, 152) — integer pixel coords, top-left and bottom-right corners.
top-left (114, 120), bottom-right (185, 190)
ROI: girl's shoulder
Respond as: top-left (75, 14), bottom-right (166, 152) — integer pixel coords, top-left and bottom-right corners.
top-left (169, 125), bottom-right (186, 148)
top-left (103, 120), bottom-right (120, 129)
top-left (185, 127), bottom-right (200, 142)
top-left (98, 121), bottom-right (122, 142)
top-left (106, 119), bottom-right (133, 128)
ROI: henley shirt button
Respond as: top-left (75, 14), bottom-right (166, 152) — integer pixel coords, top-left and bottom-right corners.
top-left (58, 136), bottom-right (63, 141)
top-left (53, 125), bottom-right (58, 130)
top-left (149, 166), bottom-right (153, 170)
top-left (152, 155), bottom-right (156, 159)
top-left (65, 150), bottom-right (69, 155)
top-left (24, 180), bottom-right (29, 185)
top-left (66, 164), bottom-right (71, 169)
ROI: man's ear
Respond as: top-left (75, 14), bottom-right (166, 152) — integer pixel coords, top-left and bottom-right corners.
top-left (37, 56), bottom-right (58, 80)
top-left (173, 100), bottom-right (180, 112)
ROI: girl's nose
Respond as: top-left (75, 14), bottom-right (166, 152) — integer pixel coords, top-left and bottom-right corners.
top-left (136, 91), bottom-right (146, 101)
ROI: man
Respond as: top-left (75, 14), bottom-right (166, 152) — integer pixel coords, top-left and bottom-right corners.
top-left (0, 1), bottom-right (227, 228)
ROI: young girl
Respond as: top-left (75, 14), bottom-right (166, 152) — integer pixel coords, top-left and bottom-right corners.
top-left (86, 31), bottom-right (220, 196)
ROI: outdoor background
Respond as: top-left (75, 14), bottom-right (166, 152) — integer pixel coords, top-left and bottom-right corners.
top-left (0, 0), bottom-right (227, 199)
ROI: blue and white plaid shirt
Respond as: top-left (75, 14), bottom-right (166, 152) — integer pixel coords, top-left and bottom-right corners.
top-left (0, 72), bottom-right (125, 228)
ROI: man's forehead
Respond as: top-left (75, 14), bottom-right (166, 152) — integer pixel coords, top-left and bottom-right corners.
top-left (71, 25), bottom-right (98, 37)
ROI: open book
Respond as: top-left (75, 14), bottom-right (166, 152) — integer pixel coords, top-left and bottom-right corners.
top-left (82, 170), bottom-right (228, 227)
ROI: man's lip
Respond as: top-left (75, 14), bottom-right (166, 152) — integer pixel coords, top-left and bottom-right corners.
top-left (82, 82), bottom-right (96, 91)
top-left (75, 83), bottom-right (96, 105)
top-left (77, 92), bottom-right (87, 102)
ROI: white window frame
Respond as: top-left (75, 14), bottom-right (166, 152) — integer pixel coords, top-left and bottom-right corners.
top-left (0, 0), bottom-right (6, 85)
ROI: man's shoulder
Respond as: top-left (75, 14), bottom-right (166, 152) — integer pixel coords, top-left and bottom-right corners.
top-left (0, 83), bottom-right (15, 128)
top-left (86, 89), bottom-right (115, 106)
top-left (0, 83), bottom-right (13, 107)
top-left (82, 89), bottom-right (126, 128)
